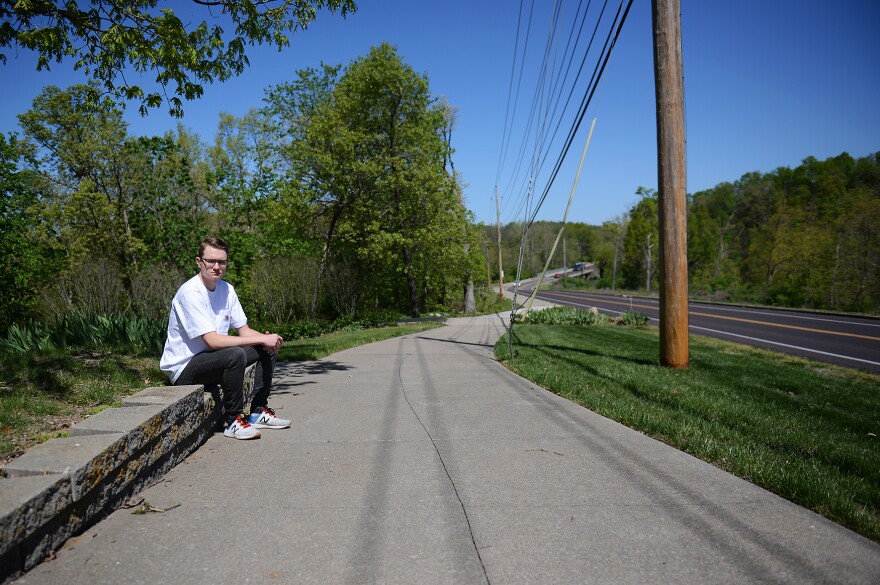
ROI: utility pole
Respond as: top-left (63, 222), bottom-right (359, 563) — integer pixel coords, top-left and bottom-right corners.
top-left (496, 187), bottom-right (504, 302)
top-left (485, 243), bottom-right (492, 291)
top-left (652, 0), bottom-right (689, 368)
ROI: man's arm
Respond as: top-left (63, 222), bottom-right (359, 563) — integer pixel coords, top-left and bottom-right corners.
top-left (203, 327), bottom-right (283, 352)
top-left (237, 325), bottom-right (284, 352)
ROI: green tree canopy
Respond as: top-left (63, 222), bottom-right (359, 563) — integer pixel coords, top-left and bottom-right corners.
top-left (0, 133), bottom-right (59, 328)
top-left (1, 0), bottom-right (356, 116)
top-left (622, 187), bottom-right (659, 291)
top-left (263, 43), bottom-right (474, 316)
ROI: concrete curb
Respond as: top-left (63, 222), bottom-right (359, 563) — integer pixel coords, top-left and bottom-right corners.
top-left (0, 366), bottom-right (257, 583)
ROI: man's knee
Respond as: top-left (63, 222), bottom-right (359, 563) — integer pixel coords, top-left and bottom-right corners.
top-left (222, 346), bottom-right (248, 368)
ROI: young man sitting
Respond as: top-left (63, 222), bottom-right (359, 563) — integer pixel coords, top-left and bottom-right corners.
top-left (160, 237), bottom-right (290, 439)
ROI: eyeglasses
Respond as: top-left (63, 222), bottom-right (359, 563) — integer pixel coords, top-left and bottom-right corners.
top-left (199, 258), bottom-right (228, 268)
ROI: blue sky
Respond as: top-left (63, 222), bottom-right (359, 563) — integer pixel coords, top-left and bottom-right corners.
top-left (2, 0), bottom-right (879, 227)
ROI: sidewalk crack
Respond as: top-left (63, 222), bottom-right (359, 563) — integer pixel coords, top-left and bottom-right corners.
top-left (397, 356), bottom-right (491, 585)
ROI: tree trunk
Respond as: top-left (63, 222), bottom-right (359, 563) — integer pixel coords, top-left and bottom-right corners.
top-left (464, 282), bottom-right (475, 313)
top-left (403, 246), bottom-right (420, 317)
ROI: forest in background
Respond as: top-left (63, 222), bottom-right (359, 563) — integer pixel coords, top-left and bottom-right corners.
top-left (488, 151), bottom-right (880, 314)
top-left (0, 43), bottom-right (484, 336)
top-left (2, 39), bottom-right (877, 337)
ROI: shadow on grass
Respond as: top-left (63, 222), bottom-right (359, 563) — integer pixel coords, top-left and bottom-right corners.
top-left (9, 353), bottom-right (80, 398)
top-left (504, 325), bottom-right (658, 367)
top-left (502, 325), bottom-right (880, 524)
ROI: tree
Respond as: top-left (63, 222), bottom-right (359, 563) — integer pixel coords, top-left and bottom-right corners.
top-left (1, 0), bottom-right (356, 117)
top-left (267, 43), bottom-right (472, 316)
top-left (623, 187), bottom-right (659, 291)
top-left (0, 134), bottom-right (59, 329)
top-left (594, 216), bottom-right (627, 289)
top-left (18, 85), bottom-right (140, 284)
top-left (17, 85), bottom-right (215, 316)
top-left (263, 63), bottom-right (359, 279)
top-left (126, 128), bottom-right (213, 272)
top-left (335, 44), bottom-right (462, 315)
top-left (207, 110), bottom-right (279, 277)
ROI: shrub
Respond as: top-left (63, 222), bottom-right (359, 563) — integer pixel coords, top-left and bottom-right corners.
top-left (522, 306), bottom-right (606, 326)
top-left (0, 313), bottom-right (165, 354)
top-left (330, 314), bottom-right (363, 333)
top-left (249, 256), bottom-right (302, 324)
top-left (272, 320), bottom-right (330, 340)
top-left (356, 309), bottom-right (401, 328)
top-left (324, 257), bottom-right (367, 317)
top-left (130, 265), bottom-right (187, 320)
top-left (617, 311), bottom-right (650, 327)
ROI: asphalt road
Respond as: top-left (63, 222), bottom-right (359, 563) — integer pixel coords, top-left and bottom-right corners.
top-left (518, 288), bottom-right (880, 373)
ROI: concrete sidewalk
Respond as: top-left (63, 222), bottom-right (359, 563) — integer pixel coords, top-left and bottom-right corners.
top-left (14, 314), bottom-right (880, 584)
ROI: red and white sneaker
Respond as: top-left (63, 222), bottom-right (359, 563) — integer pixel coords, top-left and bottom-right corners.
top-left (248, 407), bottom-right (290, 429)
top-left (224, 415), bottom-right (261, 439)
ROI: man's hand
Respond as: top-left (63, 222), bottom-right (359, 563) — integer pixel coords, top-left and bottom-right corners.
top-left (262, 331), bottom-right (283, 353)
top-left (231, 325), bottom-right (283, 353)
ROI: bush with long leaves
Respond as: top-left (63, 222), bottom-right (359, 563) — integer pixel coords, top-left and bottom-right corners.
top-left (617, 311), bottom-right (650, 327)
top-left (0, 313), bottom-right (166, 354)
top-left (521, 306), bottom-right (606, 326)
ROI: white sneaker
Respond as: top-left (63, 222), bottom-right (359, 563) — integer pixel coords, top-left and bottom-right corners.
top-left (248, 407), bottom-right (290, 429)
top-left (224, 415), bottom-right (261, 439)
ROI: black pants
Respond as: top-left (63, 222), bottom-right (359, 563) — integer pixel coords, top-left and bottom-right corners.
top-left (175, 346), bottom-right (276, 425)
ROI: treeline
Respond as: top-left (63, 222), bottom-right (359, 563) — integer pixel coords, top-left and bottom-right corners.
top-left (487, 152), bottom-right (880, 313)
top-left (684, 153), bottom-right (879, 311)
top-left (0, 43), bottom-right (483, 334)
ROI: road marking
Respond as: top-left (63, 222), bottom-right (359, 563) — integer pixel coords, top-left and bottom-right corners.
top-left (544, 292), bottom-right (657, 311)
top-left (692, 303), bottom-right (880, 328)
top-left (688, 311), bottom-right (880, 341)
top-left (544, 299), bottom-right (878, 367)
top-left (541, 292), bottom-right (880, 341)
top-left (689, 325), bottom-right (880, 368)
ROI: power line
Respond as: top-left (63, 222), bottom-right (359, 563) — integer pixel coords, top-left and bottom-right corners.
top-left (492, 0), bottom-right (635, 290)
top-left (526, 0), bottom-right (634, 229)
top-left (496, 0), bottom-right (616, 226)
top-left (495, 0), bottom-right (536, 189)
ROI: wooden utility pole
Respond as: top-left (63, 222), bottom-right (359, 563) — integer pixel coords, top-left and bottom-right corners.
top-left (496, 187), bottom-right (504, 302)
top-left (485, 243), bottom-right (492, 291)
top-left (652, 0), bottom-right (689, 368)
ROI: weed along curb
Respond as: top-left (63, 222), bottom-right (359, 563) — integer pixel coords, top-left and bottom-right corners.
top-left (0, 365), bottom-right (258, 584)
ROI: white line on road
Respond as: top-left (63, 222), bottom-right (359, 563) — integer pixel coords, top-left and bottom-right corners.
top-left (575, 293), bottom-right (880, 329)
top-left (542, 296), bottom-right (880, 368)
top-left (690, 304), bottom-right (880, 328)
top-left (688, 325), bottom-right (880, 367)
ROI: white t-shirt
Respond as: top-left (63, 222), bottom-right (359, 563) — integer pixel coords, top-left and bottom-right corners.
top-left (160, 274), bottom-right (248, 382)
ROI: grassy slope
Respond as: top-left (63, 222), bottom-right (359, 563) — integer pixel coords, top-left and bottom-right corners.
top-left (496, 323), bottom-right (880, 541)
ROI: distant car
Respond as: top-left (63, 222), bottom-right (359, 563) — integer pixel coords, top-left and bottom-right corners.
top-left (553, 273), bottom-right (561, 278)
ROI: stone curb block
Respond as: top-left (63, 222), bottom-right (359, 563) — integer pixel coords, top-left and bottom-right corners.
top-left (0, 364), bottom-right (257, 583)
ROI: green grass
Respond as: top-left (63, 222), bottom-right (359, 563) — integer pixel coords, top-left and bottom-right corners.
top-left (0, 349), bottom-right (167, 461)
top-left (278, 322), bottom-right (444, 361)
top-left (496, 323), bottom-right (880, 542)
top-left (0, 322), bottom-right (445, 463)
top-left (539, 276), bottom-right (594, 290)
top-left (416, 290), bottom-right (512, 318)
top-left (475, 290), bottom-right (514, 314)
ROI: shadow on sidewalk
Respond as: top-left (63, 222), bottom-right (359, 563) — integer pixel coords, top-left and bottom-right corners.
top-left (271, 359), bottom-right (353, 395)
